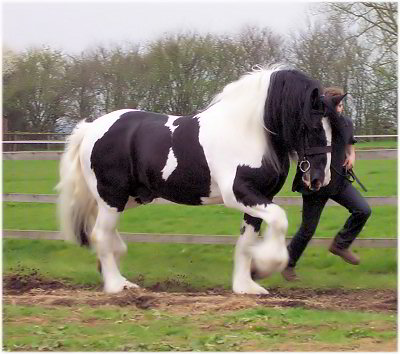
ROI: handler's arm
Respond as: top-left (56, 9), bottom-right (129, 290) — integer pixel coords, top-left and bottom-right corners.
top-left (343, 115), bottom-right (357, 170)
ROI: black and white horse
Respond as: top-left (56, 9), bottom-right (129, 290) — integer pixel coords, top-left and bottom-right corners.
top-left (57, 65), bottom-right (337, 294)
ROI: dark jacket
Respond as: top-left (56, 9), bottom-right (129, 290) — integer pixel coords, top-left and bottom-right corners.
top-left (292, 114), bottom-right (357, 196)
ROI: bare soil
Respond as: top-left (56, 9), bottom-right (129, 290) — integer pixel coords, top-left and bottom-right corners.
top-left (3, 273), bottom-right (397, 314)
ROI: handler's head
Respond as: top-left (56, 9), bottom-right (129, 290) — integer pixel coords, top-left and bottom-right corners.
top-left (324, 87), bottom-right (345, 114)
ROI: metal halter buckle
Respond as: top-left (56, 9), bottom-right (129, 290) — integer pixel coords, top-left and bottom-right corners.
top-left (299, 159), bottom-right (311, 173)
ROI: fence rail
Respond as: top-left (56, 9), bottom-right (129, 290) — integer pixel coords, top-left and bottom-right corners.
top-left (354, 135), bottom-right (397, 139)
top-left (3, 151), bottom-right (63, 160)
top-left (3, 136), bottom-right (398, 146)
top-left (3, 149), bottom-right (397, 160)
top-left (3, 230), bottom-right (397, 248)
top-left (3, 140), bottom-right (66, 144)
top-left (3, 134), bottom-right (398, 139)
top-left (3, 193), bottom-right (397, 206)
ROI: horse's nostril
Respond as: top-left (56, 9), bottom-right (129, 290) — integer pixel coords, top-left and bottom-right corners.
top-left (311, 179), bottom-right (322, 190)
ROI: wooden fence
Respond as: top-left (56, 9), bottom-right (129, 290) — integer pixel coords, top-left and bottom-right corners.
top-left (2, 134), bottom-right (397, 158)
top-left (3, 133), bottom-right (398, 140)
top-left (3, 230), bottom-right (396, 248)
top-left (3, 193), bottom-right (397, 206)
top-left (3, 135), bottom-right (397, 246)
top-left (2, 149), bottom-right (397, 160)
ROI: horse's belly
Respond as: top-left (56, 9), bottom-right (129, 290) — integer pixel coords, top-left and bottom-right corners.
top-left (153, 175), bottom-right (222, 206)
top-left (200, 178), bottom-right (222, 204)
top-left (200, 196), bottom-right (224, 205)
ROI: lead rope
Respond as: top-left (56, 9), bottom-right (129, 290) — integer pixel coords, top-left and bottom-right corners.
top-left (331, 165), bottom-right (368, 192)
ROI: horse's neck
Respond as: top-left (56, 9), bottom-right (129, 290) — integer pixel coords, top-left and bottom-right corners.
top-left (266, 133), bottom-right (290, 171)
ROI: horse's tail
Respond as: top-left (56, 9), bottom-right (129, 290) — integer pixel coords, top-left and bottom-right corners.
top-left (56, 120), bottom-right (97, 247)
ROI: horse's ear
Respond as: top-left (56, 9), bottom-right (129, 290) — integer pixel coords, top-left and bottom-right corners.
top-left (310, 88), bottom-right (321, 110)
top-left (331, 93), bottom-right (347, 107)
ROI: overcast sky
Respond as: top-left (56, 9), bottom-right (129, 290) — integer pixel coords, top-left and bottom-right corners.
top-left (3, 1), bottom-right (314, 53)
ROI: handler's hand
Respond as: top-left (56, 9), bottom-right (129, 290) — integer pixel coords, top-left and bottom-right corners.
top-left (343, 145), bottom-right (356, 170)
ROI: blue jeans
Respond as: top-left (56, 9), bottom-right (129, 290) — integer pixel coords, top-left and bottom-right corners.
top-left (287, 183), bottom-right (371, 268)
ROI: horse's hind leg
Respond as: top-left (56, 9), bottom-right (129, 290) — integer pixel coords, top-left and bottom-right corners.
top-left (97, 230), bottom-right (127, 274)
top-left (97, 198), bottom-right (139, 274)
top-left (92, 203), bottom-right (139, 293)
top-left (112, 197), bottom-right (143, 271)
top-left (112, 230), bottom-right (128, 269)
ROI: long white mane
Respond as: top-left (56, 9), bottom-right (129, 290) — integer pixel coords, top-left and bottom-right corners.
top-left (205, 64), bottom-right (286, 132)
top-left (201, 64), bottom-right (288, 172)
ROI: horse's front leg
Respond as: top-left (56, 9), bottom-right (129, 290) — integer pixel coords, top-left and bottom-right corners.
top-left (223, 187), bottom-right (289, 295)
top-left (233, 214), bottom-right (267, 294)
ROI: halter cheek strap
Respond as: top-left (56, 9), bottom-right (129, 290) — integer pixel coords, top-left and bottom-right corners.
top-left (298, 129), bottom-right (332, 173)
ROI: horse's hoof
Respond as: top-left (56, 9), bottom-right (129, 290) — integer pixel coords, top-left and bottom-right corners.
top-left (104, 279), bottom-right (140, 294)
top-left (233, 281), bottom-right (269, 295)
top-left (123, 281), bottom-right (140, 290)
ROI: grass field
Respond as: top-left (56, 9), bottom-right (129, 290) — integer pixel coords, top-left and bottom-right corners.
top-left (3, 239), bottom-right (397, 290)
top-left (4, 302), bottom-right (396, 351)
top-left (3, 239), bottom-right (397, 351)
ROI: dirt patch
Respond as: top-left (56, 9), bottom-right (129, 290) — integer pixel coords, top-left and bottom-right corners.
top-left (3, 273), bottom-right (397, 314)
top-left (4, 271), bottom-right (67, 294)
top-left (148, 278), bottom-right (198, 293)
top-left (103, 293), bottom-right (157, 309)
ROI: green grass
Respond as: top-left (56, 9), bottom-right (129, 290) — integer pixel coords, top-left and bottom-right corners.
top-left (3, 159), bottom-right (397, 196)
top-left (3, 160), bottom-right (60, 195)
top-left (355, 139), bottom-right (397, 149)
top-left (3, 202), bottom-right (397, 238)
top-left (3, 239), bottom-right (397, 290)
top-left (3, 303), bottom-right (396, 351)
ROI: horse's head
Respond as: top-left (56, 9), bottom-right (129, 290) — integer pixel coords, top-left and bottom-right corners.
top-left (297, 89), bottom-right (338, 191)
top-left (262, 68), bottom-right (345, 191)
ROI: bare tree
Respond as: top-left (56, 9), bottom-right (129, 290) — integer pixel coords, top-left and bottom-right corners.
top-left (236, 25), bottom-right (286, 69)
top-left (288, 16), bottom-right (397, 134)
top-left (64, 53), bottom-right (101, 121)
top-left (329, 2), bottom-right (397, 55)
top-left (3, 48), bottom-right (68, 132)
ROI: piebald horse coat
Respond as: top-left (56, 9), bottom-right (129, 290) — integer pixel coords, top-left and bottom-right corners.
top-left (57, 66), bottom-right (335, 294)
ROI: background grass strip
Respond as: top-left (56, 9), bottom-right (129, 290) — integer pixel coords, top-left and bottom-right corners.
top-left (3, 159), bottom-right (397, 196)
top-left (3, 202), bottom-right (397, 238)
